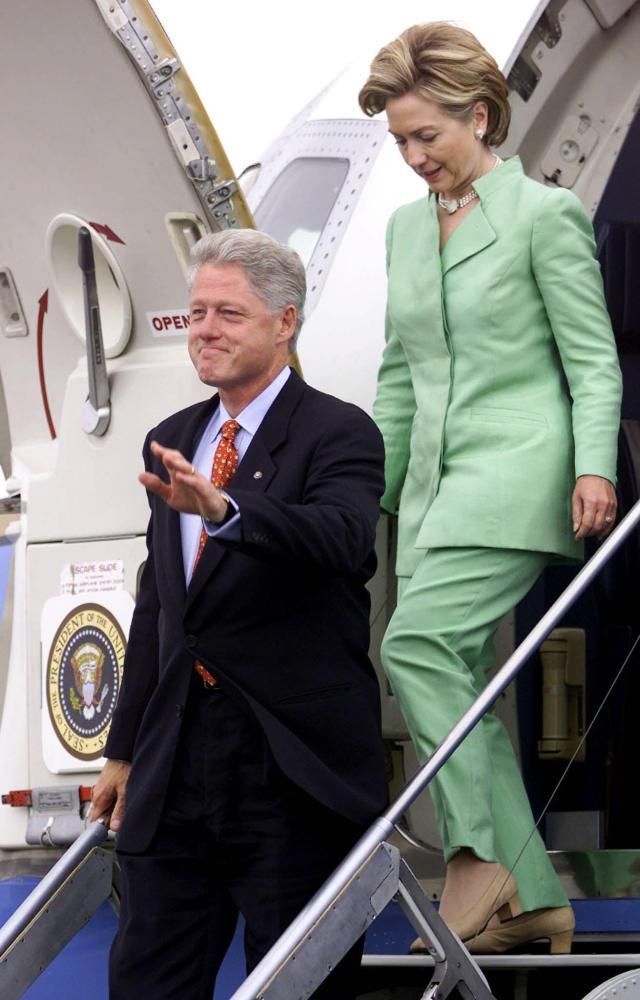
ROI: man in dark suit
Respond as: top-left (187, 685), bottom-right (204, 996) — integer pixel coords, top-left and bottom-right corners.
top-left (91, 228), bottom-right (388, 998)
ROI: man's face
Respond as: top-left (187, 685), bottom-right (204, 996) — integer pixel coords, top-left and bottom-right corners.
top-left (188, 263), bottom-right (294, 391)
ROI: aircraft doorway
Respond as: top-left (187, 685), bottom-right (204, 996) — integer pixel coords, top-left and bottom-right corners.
top-left (516, 103), bottom-right (640, 889)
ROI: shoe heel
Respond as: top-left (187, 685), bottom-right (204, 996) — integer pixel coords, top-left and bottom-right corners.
top-left (549, 929), bottom-right (573, 954)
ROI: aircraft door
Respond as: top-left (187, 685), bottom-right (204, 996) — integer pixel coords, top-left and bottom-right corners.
top-left (0, 0), bottom-right (254, 849)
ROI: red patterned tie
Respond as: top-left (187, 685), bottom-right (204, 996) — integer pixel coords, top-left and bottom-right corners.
top-left (192, 418), bottom-right (240, 687)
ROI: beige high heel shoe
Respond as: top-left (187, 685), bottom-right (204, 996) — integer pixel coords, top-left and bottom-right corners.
top-left (410, 863), bottom-right (521, 953)
top-left (464, 904), bottom-right (575, 954)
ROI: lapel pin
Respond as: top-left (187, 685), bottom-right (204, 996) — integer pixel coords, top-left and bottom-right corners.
top-left (253, 470), bottom-right (263, 480)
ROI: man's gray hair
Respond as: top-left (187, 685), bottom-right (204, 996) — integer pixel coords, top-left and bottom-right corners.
top-left (188, 229), bottom-right (306, 346)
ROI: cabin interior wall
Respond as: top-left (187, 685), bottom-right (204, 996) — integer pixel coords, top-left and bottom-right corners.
top-left (595, 106), bottom-right (640, 423)
top-left (510, 0), bottom-right (640, 220)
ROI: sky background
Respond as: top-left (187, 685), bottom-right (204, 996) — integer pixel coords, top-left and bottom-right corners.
top-left (149, 0), bottom-right (537, 172)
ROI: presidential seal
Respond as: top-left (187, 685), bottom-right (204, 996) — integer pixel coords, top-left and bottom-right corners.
top-left (46, 603), bottom-right (126, 761)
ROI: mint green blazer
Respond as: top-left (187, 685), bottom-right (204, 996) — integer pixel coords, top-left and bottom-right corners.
top-left (375, 156), bottom-right (622, 578)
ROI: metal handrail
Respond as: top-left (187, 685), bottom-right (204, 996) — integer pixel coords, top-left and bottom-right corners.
top-left (0, 820), bottom-right (110, 959)
top-left (230, 500), bottom-right (640, 999)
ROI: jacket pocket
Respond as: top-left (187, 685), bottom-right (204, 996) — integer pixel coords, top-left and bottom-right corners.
top-left (277, 682), bottom-right (354, 705)
top-left (471, 407), bottom-right (547, 427)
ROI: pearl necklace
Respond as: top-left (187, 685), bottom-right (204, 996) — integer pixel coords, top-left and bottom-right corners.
top-left (438, 154), bottom-right (503, 215)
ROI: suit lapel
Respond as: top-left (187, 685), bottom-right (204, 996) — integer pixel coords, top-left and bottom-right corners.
top-left (440, 203), bottom-right (496, 276)
top-left (422, 195), bottom-right (444, 289)
top-left (185, 370), bottom-right (306, 610)
top-left (157, 395), bottom-right (220, 609)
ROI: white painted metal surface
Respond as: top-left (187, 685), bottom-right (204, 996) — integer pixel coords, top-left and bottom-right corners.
top-left (0, 0), bottom-right (638, 914)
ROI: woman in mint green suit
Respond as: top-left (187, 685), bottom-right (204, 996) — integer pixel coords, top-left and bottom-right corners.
top-left (359, 23), bottom-right (622, 954)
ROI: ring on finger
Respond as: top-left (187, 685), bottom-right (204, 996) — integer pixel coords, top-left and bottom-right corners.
top-left (604, 515), bottom-right (613, 524)
top-left (191, 466), bottom-right (196, 476)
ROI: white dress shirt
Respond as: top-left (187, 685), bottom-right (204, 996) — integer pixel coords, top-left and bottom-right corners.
top-left (180, 366), bottom-right (291, 583)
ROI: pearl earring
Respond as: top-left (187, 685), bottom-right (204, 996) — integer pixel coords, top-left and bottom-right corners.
top-left (474, 129), bottom-right (484, 140)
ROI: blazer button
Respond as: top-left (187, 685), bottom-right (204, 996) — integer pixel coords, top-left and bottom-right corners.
top-left (176, 704), bottom-right (183, 718)
top-left (185, 634), bottom-right (197, 649)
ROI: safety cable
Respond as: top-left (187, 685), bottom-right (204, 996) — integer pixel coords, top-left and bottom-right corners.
top-left (394, 815), bottom-right (442, 855)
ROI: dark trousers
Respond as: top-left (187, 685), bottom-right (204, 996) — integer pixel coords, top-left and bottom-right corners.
top-left (110, 676), bottom-right (366, 999)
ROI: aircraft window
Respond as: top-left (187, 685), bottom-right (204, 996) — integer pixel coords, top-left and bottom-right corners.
top-left (252, 158), bottom-right (349, 267)
top-left (46, 213), bottom-right (132, 359)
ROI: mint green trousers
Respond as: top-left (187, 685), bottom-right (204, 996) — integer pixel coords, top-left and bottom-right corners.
top-left (382, 546), bottom-right (568, 913)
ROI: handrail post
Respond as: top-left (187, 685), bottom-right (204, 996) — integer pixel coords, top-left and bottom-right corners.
top-left (0, 820), bottom-right (110, 959)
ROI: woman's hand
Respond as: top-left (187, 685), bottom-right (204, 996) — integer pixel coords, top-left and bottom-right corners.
top-left (572, 475), bottom-right (617, 540)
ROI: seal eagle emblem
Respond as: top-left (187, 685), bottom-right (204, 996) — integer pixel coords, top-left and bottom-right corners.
top-left (46, 603), bottom-right (126, 761)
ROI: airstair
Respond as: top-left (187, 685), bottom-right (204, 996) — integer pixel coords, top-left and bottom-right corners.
top-left (2, 503), bottom-right (640, 999)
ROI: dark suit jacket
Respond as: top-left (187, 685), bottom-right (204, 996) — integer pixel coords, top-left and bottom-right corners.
top-left (105, 370), bottom-right (389, 853)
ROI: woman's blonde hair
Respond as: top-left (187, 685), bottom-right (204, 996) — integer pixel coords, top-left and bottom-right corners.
top-left (358, 22), bottom-right (510, 147)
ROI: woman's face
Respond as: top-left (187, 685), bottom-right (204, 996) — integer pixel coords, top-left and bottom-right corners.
top-left (386, 90), bottom-right (488, 197)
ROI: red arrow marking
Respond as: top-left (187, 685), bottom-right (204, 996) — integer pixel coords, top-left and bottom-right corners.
top-left (37, 289), bottom-right (57, 440)
top-left (89, 222), bottom-right (125, 245)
